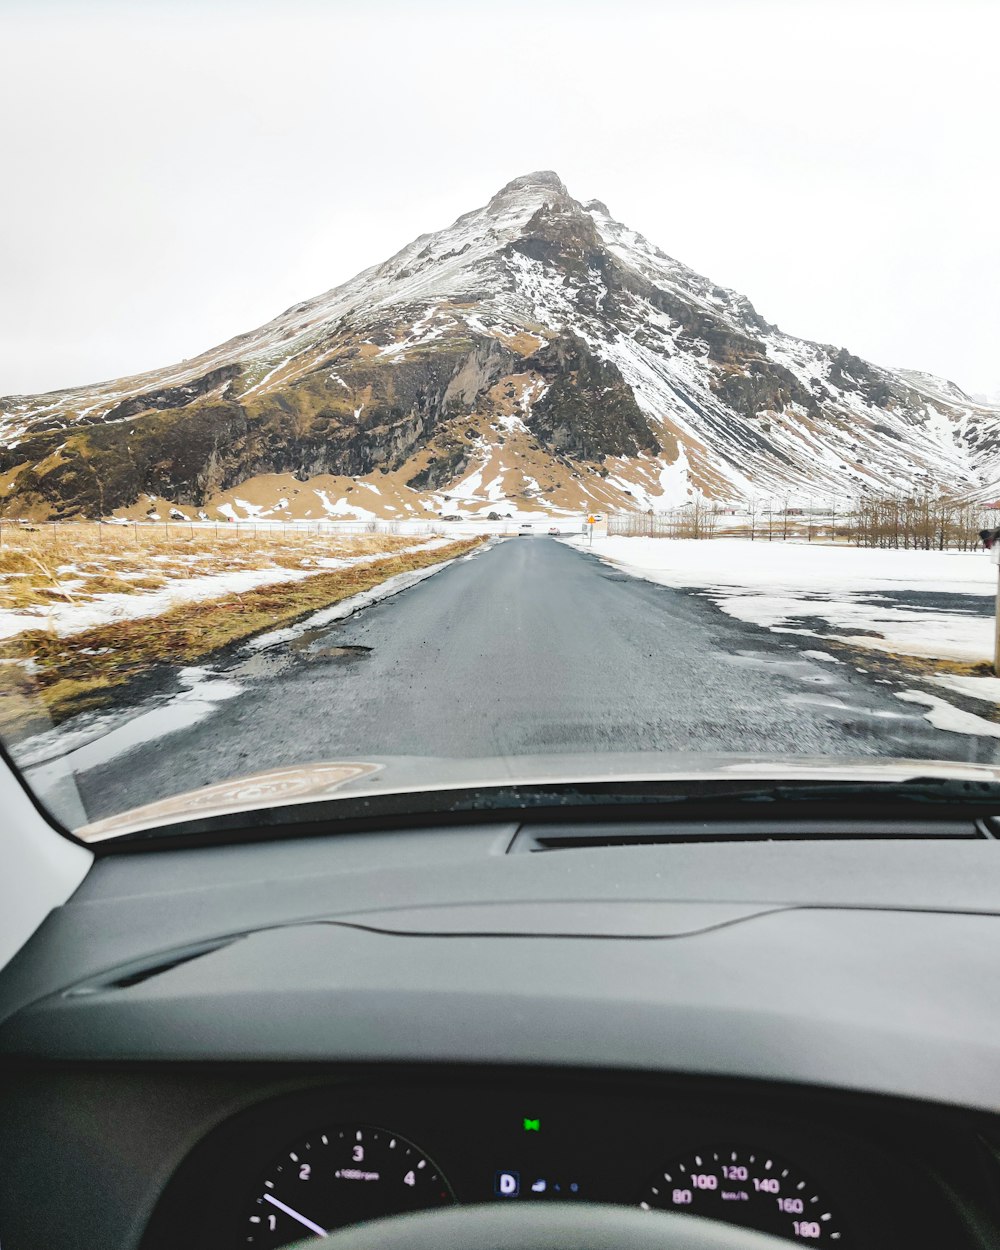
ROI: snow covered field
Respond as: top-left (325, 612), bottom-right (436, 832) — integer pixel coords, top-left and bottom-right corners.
top-left (574, 537), bottom-right (997, 665)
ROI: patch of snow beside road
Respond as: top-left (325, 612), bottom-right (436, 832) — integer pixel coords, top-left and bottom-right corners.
top-left (572, 536), bottom-right (995, 664)
top-left (895, 691), bottom-right (1000, 738)
top-left (930, 675), bottom-right (1000, 704)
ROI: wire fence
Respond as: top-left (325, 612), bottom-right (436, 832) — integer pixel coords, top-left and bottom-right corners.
top-left (608, 496), bottom-right (1000, 550)
top-left (0, 514), bottom-right (576, 551)
top-left (0, 518), bottom-right (435, 543)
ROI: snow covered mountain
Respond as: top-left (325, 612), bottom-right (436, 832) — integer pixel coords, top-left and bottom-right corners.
top-left (3, 170), bottom-right (999, 521)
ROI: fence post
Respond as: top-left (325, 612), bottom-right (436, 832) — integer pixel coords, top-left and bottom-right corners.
top-left (994, 557), bottom-right (1000, 676)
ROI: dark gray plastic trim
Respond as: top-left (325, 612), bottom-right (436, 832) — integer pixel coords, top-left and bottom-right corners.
top-left (6, 907), bottom-right (1000, 1115)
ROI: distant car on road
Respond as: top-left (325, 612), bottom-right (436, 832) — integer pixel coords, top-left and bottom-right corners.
top-left (518, 523), bottom-right (533, 534)
top-left (548, 526), bottom-right (560, 536)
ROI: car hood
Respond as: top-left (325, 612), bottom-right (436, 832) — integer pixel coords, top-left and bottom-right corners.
top-left (73, 750), bottom-right (1000, 842)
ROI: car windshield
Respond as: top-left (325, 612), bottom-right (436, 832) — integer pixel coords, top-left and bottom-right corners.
top-left (1, 0), bottom-right (999, 842)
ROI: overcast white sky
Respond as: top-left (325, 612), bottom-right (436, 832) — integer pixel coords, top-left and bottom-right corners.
top-left (2, 0), bottom-right (998, 398)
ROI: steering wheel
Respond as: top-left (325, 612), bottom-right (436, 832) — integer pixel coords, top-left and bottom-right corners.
top-left (290, 1202), bottom-right (795, 1248)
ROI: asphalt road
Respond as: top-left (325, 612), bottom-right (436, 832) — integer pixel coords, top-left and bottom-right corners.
top-left (68, 537), bottom-right (999, 823)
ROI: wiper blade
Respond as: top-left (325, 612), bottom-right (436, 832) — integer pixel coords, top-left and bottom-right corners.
top-left (457, 776), bottom-right (1000, 813)
top-left (93, 773), bottom-right (1000, 853)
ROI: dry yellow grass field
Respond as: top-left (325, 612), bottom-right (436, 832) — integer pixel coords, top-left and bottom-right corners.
top-left (0, 521), bottom-right (429, 612)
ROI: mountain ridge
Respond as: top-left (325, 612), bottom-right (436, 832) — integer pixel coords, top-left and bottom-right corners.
top-left (3, 171), bottom-right (999, 522)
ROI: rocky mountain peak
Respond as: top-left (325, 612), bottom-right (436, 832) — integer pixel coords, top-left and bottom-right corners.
top-left (486, 170), bottom-right (570, 216)
top-left (3, 173), bottom-right (999, 522)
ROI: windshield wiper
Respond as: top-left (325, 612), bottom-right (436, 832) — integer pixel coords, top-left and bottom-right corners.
top-left (451, 775), bottom-right (1000, 811)
top-left (95, 774), bottom-right (1000, 852)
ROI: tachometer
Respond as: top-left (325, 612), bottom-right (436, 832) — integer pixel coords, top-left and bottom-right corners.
top-left (243, 1124), bottom-right (453, 1247)
top-left (637, 1146), bottom-right (844, 1244)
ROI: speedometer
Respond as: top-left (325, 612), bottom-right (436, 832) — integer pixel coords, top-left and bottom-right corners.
top-left (637, 1146), bottom-right (845, 1244)
top-left (242, 1124), bottom-right (453, 1247)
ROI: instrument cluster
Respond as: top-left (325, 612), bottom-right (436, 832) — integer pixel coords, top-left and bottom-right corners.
top-left (141, 1077), bottom-right (972, 1249)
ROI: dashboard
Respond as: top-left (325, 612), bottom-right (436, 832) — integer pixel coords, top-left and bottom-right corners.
top-left (6, 823), bottom-right (1000, 1248)
top-left (150, 1077), bottom-right (928, 1248)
